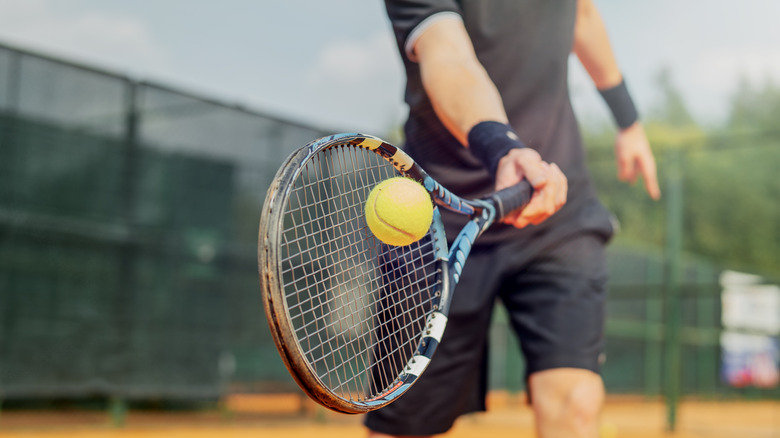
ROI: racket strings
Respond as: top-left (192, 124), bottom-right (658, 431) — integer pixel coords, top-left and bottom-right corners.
top-left (369, 245), bottom-right (438, 393)
top-left (300, 262), bottom-right (439, 374)
top-left (286, 242), bottom-right (438, 323)
top-left (279, 145), bottom-right (440, 402)
top-left (313, 242), bottom-right (438, 398)
top-left (291, 257), bottom-right (440, 344)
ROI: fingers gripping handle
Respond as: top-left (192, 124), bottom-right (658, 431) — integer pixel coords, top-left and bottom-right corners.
top-left (488, 181), bottom-right (534, 220)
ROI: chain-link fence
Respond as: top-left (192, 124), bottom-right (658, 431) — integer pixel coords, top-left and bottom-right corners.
top-left (0, 42), bottom-right (326, 401)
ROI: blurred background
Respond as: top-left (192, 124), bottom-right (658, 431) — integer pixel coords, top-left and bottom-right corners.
top-left (0, 0), bottom-right (778, 436)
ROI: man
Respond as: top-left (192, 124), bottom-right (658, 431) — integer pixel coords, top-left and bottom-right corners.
top-left (366, 1), bottom-right (660, 437)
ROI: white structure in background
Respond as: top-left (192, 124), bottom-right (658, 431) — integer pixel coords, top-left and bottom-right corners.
top-left (720, 270), bottom-right (780, 388)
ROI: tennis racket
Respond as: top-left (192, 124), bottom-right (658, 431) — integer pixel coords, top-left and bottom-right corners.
top-left (258, 133), bottom-right (532, 413)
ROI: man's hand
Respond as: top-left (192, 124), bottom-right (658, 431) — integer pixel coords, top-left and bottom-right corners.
top-left (494, 148), bottom-right (568, 229)
top-left (615, 122), bottom-right (661, 200)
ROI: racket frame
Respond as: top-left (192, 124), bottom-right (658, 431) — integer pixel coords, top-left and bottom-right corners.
top-left (259, 133), bottom-right (507, 413)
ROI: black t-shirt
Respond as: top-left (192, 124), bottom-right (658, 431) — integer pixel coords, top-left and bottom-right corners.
top-left (385, 0), bottom-right (614, 247)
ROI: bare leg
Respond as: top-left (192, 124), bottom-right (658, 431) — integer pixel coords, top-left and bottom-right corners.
top-left (528, 368), bottom-right (605, 438)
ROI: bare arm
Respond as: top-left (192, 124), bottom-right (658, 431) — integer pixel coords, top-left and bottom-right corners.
top-left (572, 0), bottom-right (622, 89)
top-left (573, 0), bottom-right (661, 199)
top-left (412, 17), bottom-right (566, 228)
top-left (413, 17), bottom-right (507, 145)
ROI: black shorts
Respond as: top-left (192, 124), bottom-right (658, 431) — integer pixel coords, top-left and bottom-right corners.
top-left (364, 230), bottom-right (610, 436)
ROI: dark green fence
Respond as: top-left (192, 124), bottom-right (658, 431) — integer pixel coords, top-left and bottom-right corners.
top-left (0, 42), bottom-right (326, 401)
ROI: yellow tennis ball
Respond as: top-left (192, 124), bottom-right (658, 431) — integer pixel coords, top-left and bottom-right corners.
top-left (365, 177), bottom-right (433, 246)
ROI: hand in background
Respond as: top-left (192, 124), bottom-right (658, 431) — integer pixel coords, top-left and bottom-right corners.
top-left (615, 122), bottom-right (661, 200)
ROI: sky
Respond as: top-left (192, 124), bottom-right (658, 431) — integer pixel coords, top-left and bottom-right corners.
top-left (1, 0), bottom-right (779, 135)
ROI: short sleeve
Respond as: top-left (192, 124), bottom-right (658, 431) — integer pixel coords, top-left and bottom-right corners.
top-left (384, 0), bottom-right (463, 62)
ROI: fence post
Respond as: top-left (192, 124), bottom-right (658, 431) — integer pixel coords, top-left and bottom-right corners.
top-left (695, 267), bottom-right (717, 396)
top-left (4, 49), bottom-right (22, 206)
top-left (645, 260), bottom-right (663, 399)
top-left (109, 79), bottom-right (139, 424)
top-left (1, 52), bottom-right (22, 385)
top-left (663, 149), bottom-right (684, 431)
top-left (109, 396), bottom-right (127, 427)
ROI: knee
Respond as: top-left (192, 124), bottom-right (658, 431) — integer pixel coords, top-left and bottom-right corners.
top-left (530, 369), bottom-right (604, 434)
top-left (562, 376), bottom-right (603, 428)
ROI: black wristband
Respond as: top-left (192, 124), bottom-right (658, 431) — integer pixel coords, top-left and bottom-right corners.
top-left (599, 79), bottom-right (639, 130)
top-left (467, 121), bottom-right (526, 179)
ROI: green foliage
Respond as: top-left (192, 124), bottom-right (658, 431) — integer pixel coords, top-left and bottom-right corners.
top-left (683, 144), bottom-right (780, 276)
top-left (729, 78), bottom-right (780, 132)
top-left (584, 71), bottom-right (780, 279)
top-left (650, 68), bottom-right (697, 128)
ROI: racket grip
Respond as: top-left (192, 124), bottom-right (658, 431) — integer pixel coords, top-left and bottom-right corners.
top-left (488, 180), bottom-right (534, 220)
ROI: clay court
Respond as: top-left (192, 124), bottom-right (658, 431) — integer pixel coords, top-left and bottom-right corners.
top-left (1, 394), bottom-right (777, 438)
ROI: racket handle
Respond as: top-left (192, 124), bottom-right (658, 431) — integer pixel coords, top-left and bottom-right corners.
top-left (487, 180), bottom-right (534, 220)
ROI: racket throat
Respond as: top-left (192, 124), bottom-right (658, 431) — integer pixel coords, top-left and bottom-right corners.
top-left (447, 208), bottom-right (492, 282)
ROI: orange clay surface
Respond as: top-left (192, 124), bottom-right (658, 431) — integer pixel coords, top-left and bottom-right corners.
top-left (0, 392), bottom-right (777, 438)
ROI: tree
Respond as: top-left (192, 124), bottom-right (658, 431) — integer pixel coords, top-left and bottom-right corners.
top-left (728, 77), bottom-right (780, 133)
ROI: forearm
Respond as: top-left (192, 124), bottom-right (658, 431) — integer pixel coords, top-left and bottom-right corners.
top-left (415, 19), bottom-right (507, 146)
top-left (404, 12), bottom-right (568, 224)
top-left (573, 0), bottom-right (622, 90)
top-left (573, 1), bottom-right (659, 199)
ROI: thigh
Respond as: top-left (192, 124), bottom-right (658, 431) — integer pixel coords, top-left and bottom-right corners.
top-left (500, 232), bottom-right (609, 378)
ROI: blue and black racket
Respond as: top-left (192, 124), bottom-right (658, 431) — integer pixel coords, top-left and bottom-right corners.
top-left (258, 133), bottom-right (532, 413)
